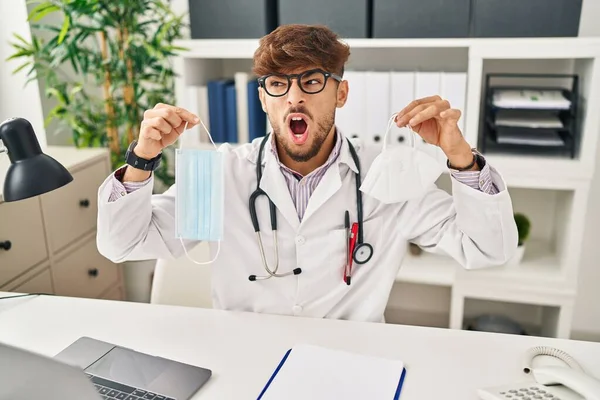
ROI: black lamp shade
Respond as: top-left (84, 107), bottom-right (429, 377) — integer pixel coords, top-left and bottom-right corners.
top-left (0, 117), bottom-right (73, 202)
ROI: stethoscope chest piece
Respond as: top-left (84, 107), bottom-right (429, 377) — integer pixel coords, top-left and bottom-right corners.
top-left (353, 242), bottom-right (373, 264)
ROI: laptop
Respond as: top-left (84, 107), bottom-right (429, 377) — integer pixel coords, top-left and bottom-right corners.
top-left (0, 336), bottom-right (212, 400)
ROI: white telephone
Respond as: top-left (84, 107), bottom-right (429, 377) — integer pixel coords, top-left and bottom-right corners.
top-left (478, 346), bottom-right (600, 400)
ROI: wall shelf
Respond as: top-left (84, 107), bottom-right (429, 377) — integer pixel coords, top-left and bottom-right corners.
top-left (173, 37), bottom-right (600, 339)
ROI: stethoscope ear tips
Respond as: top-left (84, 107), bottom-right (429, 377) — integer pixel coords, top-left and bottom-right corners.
top-left (293, 268), bottom-right (302, 275)
top-left (248, 275), bottom-right (257, 281)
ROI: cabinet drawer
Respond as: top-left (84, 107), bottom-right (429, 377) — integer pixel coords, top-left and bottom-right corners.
top-left (471, 0), bottom-right (582, 38)
top-left (53, 237), bottom-right (119, 298)
top-left (12, 268), bottom-right (53, 294)
top-left (373, 0), bottom-right (470, 38)
top-left (0, 197), bottom-right (48, 285)
top-left (41, 160), bottom-right (108, 252)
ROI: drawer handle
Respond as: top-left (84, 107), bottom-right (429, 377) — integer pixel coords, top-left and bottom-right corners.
top-left (79, 199), bottom-right (90, 208)
top-left (88, 268), bottom-right (99, 277)
top-left (0, 240), bottom-right (11, 251)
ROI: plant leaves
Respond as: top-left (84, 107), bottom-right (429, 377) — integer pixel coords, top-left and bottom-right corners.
top-left (57, 15), bottom-right (70, 44)
top-left (28, 3), bottom-right (60, 22)
top-left (12, 61), bottom-right (32, 74)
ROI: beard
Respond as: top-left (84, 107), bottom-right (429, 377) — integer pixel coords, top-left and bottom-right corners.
top-left (270, 106), bottom-right (335, 163)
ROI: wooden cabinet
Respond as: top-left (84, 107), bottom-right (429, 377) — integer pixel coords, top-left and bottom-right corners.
top-left (0, 147), bottom-right (124, 300)
top-left (0, 197), bottom-right (48, 283)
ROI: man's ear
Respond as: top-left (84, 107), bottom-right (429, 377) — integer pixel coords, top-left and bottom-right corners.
top-left (258, 87), bottom-right (268, 113)
top-left (336, 80), bottom-right (349, 108)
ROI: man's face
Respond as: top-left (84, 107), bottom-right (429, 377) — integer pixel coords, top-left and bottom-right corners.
top-left (259, 67), bottom-right (348, 163)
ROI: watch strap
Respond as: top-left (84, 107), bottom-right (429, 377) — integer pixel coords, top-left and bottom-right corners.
top-left (447, 149), bottom-right (484, 171)
top-left (125, 141), bottom-right (162, 171)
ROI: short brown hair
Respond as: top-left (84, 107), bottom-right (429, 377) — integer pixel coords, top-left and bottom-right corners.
top-left (252, 24), bottom-right (350, 77)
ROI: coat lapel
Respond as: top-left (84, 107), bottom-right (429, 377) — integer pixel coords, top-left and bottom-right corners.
top-left (301, 137), bottom-right (360, 225)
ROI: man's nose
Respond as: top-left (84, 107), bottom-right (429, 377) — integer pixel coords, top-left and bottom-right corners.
top-left (286, 79), bottom-right (305, 105)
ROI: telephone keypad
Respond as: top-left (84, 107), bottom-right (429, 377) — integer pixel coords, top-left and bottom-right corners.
top-left (478, 383), bottom-right (563, 400)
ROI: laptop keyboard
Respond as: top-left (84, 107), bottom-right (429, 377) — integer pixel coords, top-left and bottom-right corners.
top-left (86, 373), bottom-right (176, 400)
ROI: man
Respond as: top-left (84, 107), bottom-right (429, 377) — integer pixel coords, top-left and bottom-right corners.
top-left (97, 24), bottom-right (517, 322)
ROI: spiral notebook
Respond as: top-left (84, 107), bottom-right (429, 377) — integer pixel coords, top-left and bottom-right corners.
top-left (257, 344), bottom-right (407, 399)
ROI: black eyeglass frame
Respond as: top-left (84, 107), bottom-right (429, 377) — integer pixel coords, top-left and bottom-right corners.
top-left (257, 68), bottom-right (343, 97)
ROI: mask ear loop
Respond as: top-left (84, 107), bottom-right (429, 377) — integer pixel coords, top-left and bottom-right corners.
top-left (385, 113), bottom-right (415, 151)
top-left (177, 119), bottom-right (222, 265)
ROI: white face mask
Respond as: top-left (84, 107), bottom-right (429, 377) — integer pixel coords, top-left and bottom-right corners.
top-left (359, 114), bottom-right (445, 204)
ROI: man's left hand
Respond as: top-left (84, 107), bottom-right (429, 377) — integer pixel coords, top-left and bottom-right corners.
top-left (395, 95), bottom-right (476, 170)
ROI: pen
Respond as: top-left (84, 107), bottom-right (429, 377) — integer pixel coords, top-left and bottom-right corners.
top-left (347, 223), bottom-right (358, 285)
top-left (344, 211), bottom-right (350, 284)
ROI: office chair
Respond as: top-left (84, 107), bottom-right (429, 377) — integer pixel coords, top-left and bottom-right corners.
top-left (150, 242), bottom-right (213, 308)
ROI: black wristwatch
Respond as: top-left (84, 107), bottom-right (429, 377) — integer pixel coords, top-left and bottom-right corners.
top-left (125, 140), bottom-right (162, 171)
top-left (447, 149), bottom-right (485, 171)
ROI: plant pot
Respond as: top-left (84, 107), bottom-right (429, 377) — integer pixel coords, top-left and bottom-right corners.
top-left (505, 245), bottom-right (526, 267)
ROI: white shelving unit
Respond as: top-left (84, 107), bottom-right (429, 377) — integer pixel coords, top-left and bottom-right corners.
top-left (172, 37), bottom-right (600, 339)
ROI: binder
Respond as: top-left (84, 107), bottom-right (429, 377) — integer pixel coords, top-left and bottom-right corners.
top-left (414, 72), bottom-right (446, 164)
top-left (180, 85), bottom-right (208, 148)
top-left (389, 71), bottom-right (416, 147)
top-left (207, 79), bottom-right (233, 143)
top-left (365, 71), bottom-right (391, 148)
top-left (335, 71), bottom-right (367, 141)
top-left (257, 344), bottom-right (407, 400)
top-left (234, 72), bottom-right (250, 143)
top-left (441, 72), bottom-right (467, 134)
top-left (247, 78), bottom-right (267, 141)
top-left (224, 84), bottom-right (238, 143)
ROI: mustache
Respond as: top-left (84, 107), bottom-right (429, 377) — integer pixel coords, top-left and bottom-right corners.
top-left (284, 106), bottom-right (312, 122)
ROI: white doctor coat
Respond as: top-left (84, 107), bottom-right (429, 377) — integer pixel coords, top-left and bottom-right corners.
top-left (96, 136), bottom-right (518, 322)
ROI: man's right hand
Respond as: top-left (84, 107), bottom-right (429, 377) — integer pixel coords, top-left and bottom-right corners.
top-left (122, 103), bottom-right (200, 183)
top-left (135, 103), bottom-right (200, 159)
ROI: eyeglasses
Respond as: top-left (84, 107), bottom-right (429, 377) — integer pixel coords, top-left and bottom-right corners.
top-left (257, 68), bottom-right (343, 97)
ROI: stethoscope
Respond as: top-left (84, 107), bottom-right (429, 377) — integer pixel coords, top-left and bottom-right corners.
top-left (248, 133), bottom-right (373, 281)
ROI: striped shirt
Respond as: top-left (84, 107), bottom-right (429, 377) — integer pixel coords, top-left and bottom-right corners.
top-left (270, 131), bottom-right (342, 221)
top-left (109, 132), bottom-right (499, 217)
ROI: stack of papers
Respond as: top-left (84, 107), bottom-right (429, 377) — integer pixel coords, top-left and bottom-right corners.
top-left (257, 344), bottom-right (407, 400)
top-left (496, 128), bottom-right (565, 146)
top-left (492, 89), bottom-right (571, 109)
top-left (495, 110), bottom-right (564, 129)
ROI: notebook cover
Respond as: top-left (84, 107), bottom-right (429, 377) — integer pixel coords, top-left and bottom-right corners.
top-left (256, 348), bottom-right (406, 399)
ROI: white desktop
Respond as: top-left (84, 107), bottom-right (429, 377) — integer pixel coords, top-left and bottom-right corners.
top-left (0, 292), bottom-right (599, 399)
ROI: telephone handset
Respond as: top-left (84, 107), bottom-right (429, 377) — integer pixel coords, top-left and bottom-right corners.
top-left (478, 346), bottom-right (600, 400)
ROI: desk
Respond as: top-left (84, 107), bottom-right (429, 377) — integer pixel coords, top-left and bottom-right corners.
top-left (1, 292), bottom-right (599, 399)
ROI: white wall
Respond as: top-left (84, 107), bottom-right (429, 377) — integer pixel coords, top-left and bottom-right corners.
top-left (578, 0), bottom-right (600, 37)
top-left (0, 0), bottom-right (46, 148)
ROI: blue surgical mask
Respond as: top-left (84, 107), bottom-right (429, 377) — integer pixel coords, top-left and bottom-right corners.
top-left (175, 149), bottom-right (224, 241)
top-left (175, 120), bottom-right (223, 264)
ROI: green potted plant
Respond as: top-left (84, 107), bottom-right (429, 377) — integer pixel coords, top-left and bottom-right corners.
top-left (7, 0), bottom-right (187, 189)
top-left (506, 212), bottom-right (531, 266)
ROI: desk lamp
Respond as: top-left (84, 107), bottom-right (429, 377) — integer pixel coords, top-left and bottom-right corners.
top-left (0, 117), bottom-right (73, 203)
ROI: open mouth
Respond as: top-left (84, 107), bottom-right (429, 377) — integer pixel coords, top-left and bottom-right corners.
top-left (287, 114), bottom-right (309, 145)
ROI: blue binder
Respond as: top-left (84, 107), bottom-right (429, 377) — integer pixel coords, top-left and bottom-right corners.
top-left (224, 83), bottom-right (238, 143)
top-left (207, 79), bottom-right (233, 143)
top-left (256, 348), bottom-right (407, 399)
top-left (247, 78), bottom-right (267, 141)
